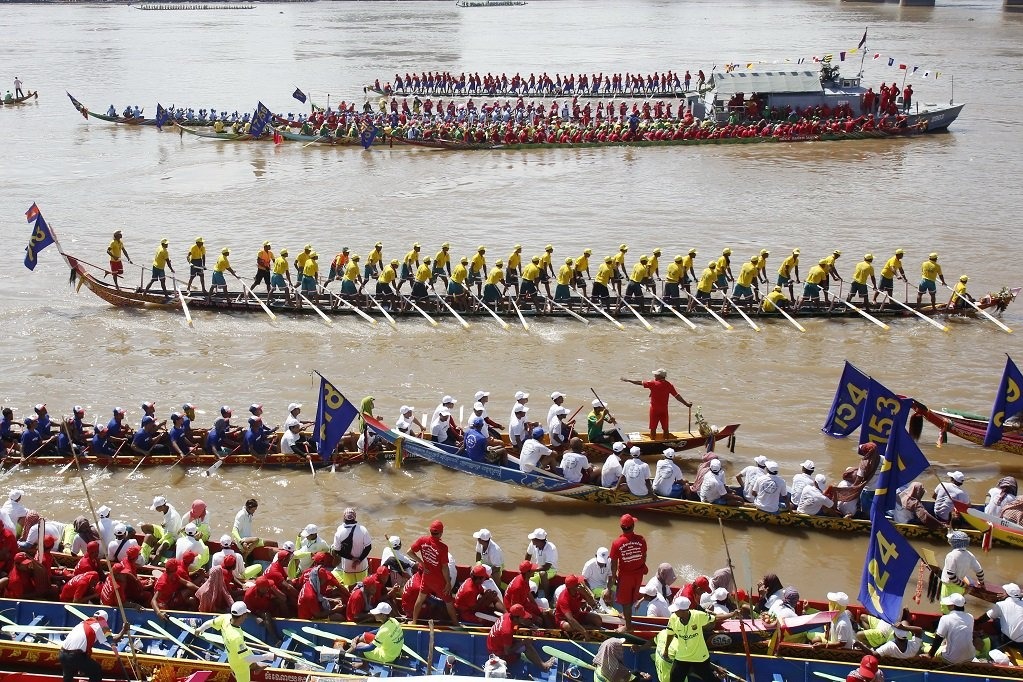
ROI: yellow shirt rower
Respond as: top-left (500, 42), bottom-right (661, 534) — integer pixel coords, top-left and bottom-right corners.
top-left (761, 286), bottom-right (789, 312)
top-left (295, 245), bottom-right (313, 278)
top-left (917, 252), bottom-right (946, 306)
top-left (848, 254), bottom-right (876, 305)
top-left (366, 242), bottom-right (383, 279)
top-left (555, 258), bottom-right (574, 301)
top-left (801, 260), bottom-right (827, 307)
top-left (733, 256), bottom-right (759, 300)
top-left (449, 257), bottom-right (469, 297)
top-left (593, 257), bottom-right (614, 300)
top-left (341, 256), bottom-right (361, 295)
top-left (483, 260), bottom-right (506, 304)
top-left (412, 258), bottom-right (432, 298)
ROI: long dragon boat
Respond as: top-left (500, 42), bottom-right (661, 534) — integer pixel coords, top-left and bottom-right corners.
top-left (1, 91), bottom-right (39, 106)
top-left (362, 415), bottom-right (999, 547)
top-left (273, 127), bottom-right (378, 147)
top-left (1, 594), bottom-right (1021, 682)
top-left (61, 253), bottom-right (1019, 329)
top-left (175, 124), bottom-right (263, 141)
top-left (67, 93), bottom-right (219, 128)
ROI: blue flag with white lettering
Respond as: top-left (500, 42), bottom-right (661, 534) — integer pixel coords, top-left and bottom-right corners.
top-left (872, 413), bottom-right (930, 514)
top-left (984, 356), bottom-right (1023, 447)
top-left (360, 123), bottom-right (378, 150)
top-left (858, 379), bottom-right (911, 448)
top-left (859, 504), bottom-right (919, 623)
top-left (313, 374), bottom-right (359, 462)
top-left (248, 101), bottom-right (274, 138)
top-left (292, 88), bottom-right (307, 104)
top-left (24, 203), bottom-right (55, 271)
top-left (821, 361), bottom-right (870, 437)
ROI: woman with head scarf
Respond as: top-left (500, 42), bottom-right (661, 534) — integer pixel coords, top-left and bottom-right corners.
top-left (196, 565), bottom-right (234, 614)
top-left (593, 636), bottom-right (650, 682)
top-left (985, 477), bottom-right (1018, 518)
top-left (183, 500), bottom-right (211, 542)
top-left (69, 516), bottom-right (99, 556)
top-left (644, 563), bottom-right (677, 601)
top-left (893, 483), bottom-right (941, 529)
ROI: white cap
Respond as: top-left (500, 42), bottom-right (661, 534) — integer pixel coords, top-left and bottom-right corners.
top-left (184, 523), bottom-right (198, 536)
top-left (550, 392), bottom-right (565, 400)
top-left (941, 593), bottom-right (965, 607)
top-left (388, 536), bottom-right (401, 548)
top-left (220, 534), bottom-right (233, 546)
top-left (301, 524), bottom-right (319, 537)
top-left (150, 495), bottom-right (167, 510)
top-left (815, 474), bottom-right (828, 487)
top-left (514, 391), bottom-right (529, 400)
top-left (595, 547), bottom-right (610, 563)
top-left (671, 596), bottom-right (691, 611)
top-left (114, 524), bottom-right (127, 536)
top-left (709, 458), bottom-right (722, 473)
top-left (948, 471), bottom-right (965, 483)
top-left (370, 602), bottom-right (392, 615)
top-left (990, 650), bottom-right (1012, 665)
top-left (527, 528), bottom-right (548, 540)
top-left (1004, 583), bottom-right (1022, 598)
top-left (826, 591), bottom-right (849, 606)
top-left (231, 602), bottom-right (250, 616)
top-left (630, 446), bottom-right (641, 457)
top-left (662, 448), bottom-right (675, 459)
top-left (639, 584), bottom-right (658, 597)
top-left (282, 541), bottom-right (296, 552)
top-left (97, 505), bottom-right (111, 518)
top-left (556, 407), bottom-right (569, 416)
top-left (473, 402), bottom-right (485, 412)
top-left (892, 627), bottom-right (910, 638)
top-left (474, 391), bottom-right (489, 401)
top-left (285, 416), bottom-right (300, 429)
top-left (753, 456), bottom-right (767, 467)
top-left (442, 395), bottom-right (456, 405)
top-left (288, 402), bottom-right (302, 412)
top-left (400, 405), bottom-right (412, 414)
top-left (9, 490), bottom-right (23, 502)
top-left (93, 610), bottom-right (109, 622)
top-left (801, 460), bottom-right (816, 471)
top-left (514, 404), bottom-right (528, 414)
top-left (765, 460), bottom-right (779, 474)
top-left (438, 409), bottom-right (451, 417)
top-left (612, 442), bottom-right (626, 453)
top-left (712, 587), bottom-right (729, 602)
top-left (592, 399), bottom-right (604, 408)
top-left (473, 529), bottom-right (492, 541)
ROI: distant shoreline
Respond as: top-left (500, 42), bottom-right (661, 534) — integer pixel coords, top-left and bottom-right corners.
top-left (0, 0), bottom-right (456, 3)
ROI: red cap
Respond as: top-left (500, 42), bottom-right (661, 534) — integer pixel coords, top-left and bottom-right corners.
top-left (276, 549), bottom-right (291, 561)
top-left (363, 574), bottom-right (380, 588)
top-left (222, 554), bottom-right (237, 570)
top-left (126, 546), bottom-right (141, 559)
top-left (509, 604), bottom-right (526, 617)
top-left (620, 514), bottom-right (636, 528)
top-left (255, 576), bottom-right (271, 589)
top-left (519, 560), bottom-right (538, 573)
top-left (565, 575), bottom-right (581, 588)
top-left (375, 565), bottom-right (390, 579)
top-left (43, 536), bottom-right (56, 549)
top-left (312, 551), bottom-right (332, 566)
top-left (429, 520), bottom-right (444, 534)
top-left (471, 565), bottom-right (488, 578)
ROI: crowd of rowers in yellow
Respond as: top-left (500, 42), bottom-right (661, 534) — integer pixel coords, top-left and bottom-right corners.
top-left (114, 233), bottom-right (976, 314)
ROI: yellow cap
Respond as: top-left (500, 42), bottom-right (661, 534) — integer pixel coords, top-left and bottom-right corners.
top-left (833, 250), bottom-right (841, 256)
top-left (531, 256), bottom-right (540, 264)
top-left (723, 248), bottom-right (732, 256)
top-left (689, 248), bottom-right (697, 255)
top-left (375, 242), bottom-right (382, 248)
top-left (619, 244), bottom-right (628, 252)
top-left (160, 238), bottom-right (169, 246)
top-left (310, 252), bottom-right (318, 259)
top-left (390, 259), bottom-right (399, 266)
top-left (674, 255), bottom-right (684, 263)
top-left (639, 255), bottom-right (648, 262)
top-left (222, 248), bottom-right (230, 255)
top-left (895, 248), bottom-right (905, 256)
top-left (707, 260), bottom-right (717, 269)
top-left (196, 237), bottom-right (203, 243)
top-left (564, 257), bottom-right (573, 265)
top-left (441, 242), bottom-right (450, 249)
top-left (304, 244), bottom-right (312, 251)
top-left (514, 244), bottom-right (522, 251)
top-left (653, 248), bottom-right (662, 255)
top-left (760, 249), bottom-right (769, 256)
top-left (280, 249), bottom-right (289, 256)
top-left (583, 249), bottom-right (592, 255)
top-left (478, 246), bottom-right (486, 252)
top-left (352, 254), bottom-right (359, 261)
top-left (750, 255), bottom-right (759, 263)
top-left (495, 259), bottom-right (504, 266)
top-left (423, 256), bottom-right (431, 263)
top-left (792, 248), bottom-right (800, 255)
top-left (864, 253), bottom-right (873, 261)
top-left (545, 244), bottom-right (553, 252)
top-left (773, 286), bottom-right (782, 292)
top-left (604, 256), bottom-right (613, 264)
top-left (959, 275), bottom-right (968, 282)
top-left (263, 240), bottom-right (271, 247)
top-left (460, 257), bottom-right (468, 264)
top-left (929, 252), bottom-right (938, 260)
top-left (413, 242), bottom-right (421, 249)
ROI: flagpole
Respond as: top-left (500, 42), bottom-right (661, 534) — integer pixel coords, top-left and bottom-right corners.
top-left (857, 27), bottom-right (868, 77)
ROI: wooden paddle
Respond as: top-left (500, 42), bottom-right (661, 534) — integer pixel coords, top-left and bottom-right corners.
top-left (821, 288), bottom-right (889, 330)
top-left (722, 294), bottom-right (761, 332)
top-left (683, 291), bottom-right (732, 330)
top-left (401, 294), bottom-right (439, 326)
top-left (433, 289), bottom-right (469, 328)
top-left (542, 646), bottom-right (595, 671)
top-left (620, 298), bottom-right (653, 331)
top-left (229, 271), bottom-right (277, 322)
top-left (468, 290), bottom-right (510, 330)
top-left (315, 281), bottom-right (375, 325)
top-left (943, 282), bottom-right (1013, 333)
top-left (542, 296), bottom-right (590, 324)
top-left (435, 646), bottom-right (485, 673)
top-left (577, 292), bottom-right (625, 330)
top-left (365, 294), bottom-right (395, 327)
top-left (510, 296), bottom-right (530, 331)
top-left (871, 285), bottom-right (948, 331)
top-left (171, 274), bottom-right (193, 327)
top-left (767, 299), bottom-right (807, 333)
top-left (650, 291), bottom-right (697, 329)
top-left (296, 288), bottom-right (333, 327)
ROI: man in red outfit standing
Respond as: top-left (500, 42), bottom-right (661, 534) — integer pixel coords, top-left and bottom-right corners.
top-left (621, 368), bottom-right (691, 439)
top-left (408, 520), bottom-right (460, 625)
top-left (608, 514), bottom-right (648, 631)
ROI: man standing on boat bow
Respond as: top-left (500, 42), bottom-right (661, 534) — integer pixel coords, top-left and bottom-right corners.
top-left (622, 369), bottom-right (691, 440)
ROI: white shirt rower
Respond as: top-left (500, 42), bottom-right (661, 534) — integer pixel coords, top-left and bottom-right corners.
top-left (519, 437), bottom-right (551, 474)
top-left (580, 548), bottom-right (611, 592)
top-left (753, 461), bottom-right (786, 512)
top-left (508, 406), bottom-right (529, 448)
top-left (96, 506), bottom-right (115, 559)
top-left (652, 449), bottom-right (683, 496)
top-left (332, 514), bottom-right (372, 576)
top-left (790, 461), bottom-right (815, 506)
top-left (211, 537), bottom-right (246, 582)
top-left (509, 391), bottom-right (530, 432)
top-left (559, 450), bottom-right (589, 483)
top-left (797, 475), bottom-right (835, 515)
top-left (738, 457), bottom-right (767, 502)
top-left (432, 396), bottom-right (457, 425)
top-left (474, 530), bottom-right (504, 572)
top-left (621, 449), bottom-right (652, 496)
top-left (601, 444), bottom-right (626, 488)
top-left (699, 469), bottom-right (729, 504)
top-left (547, 392), bottom-right (565, 427)
top-left (525, 538), bottom-right (558, 573)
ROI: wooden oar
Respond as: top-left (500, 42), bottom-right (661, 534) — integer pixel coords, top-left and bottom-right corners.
top-left (365, 294), bottom-right (395, 327)
top-left (200, 457), bottom-right (224, 477)
top-left (620, 298), bottom-right (653, 331)
top-left (3, 436), bottom-right (57, 478)
top-left (302, 133), bottom-right (326, 148)
top-left (871, 286), bottom-right (948, 332)
top-left (767, 300), bottom-right (806, 333)
top-left (468, 290), bottom-right (510, 330)
top-left (127, 454), bottom-right (148, 478)
top-left (577, 293), bottom-right (625, 330)
top-left (229, 272), bottom-right (277, 322)
top-left (650, 291), bottom-right (696, 329)
top-left (510, 297), bottom-right (530, 331)
top-left (544, 297), bottom-right (590, 324)
top-left (316, 281), bottom-right (374, 325)
top-left (297, 290), bottom-right (333, 327)
top-left (943, 283), bottom-right (1013, 333)
top-left (401, 294), bottom-right (439, 327)
top-left (433, 289), bottom-right (469, 329)
top-left (57, 417), bottom-right (82, 475)
top-left (436, 646), bottom-right (485, 673)
top-left (542, 646), bottom-right (595, 671)
top-left (723, 295), bottom-right (761, 332)
top-left (822, 289), bottom-right (889, 330)
top-left (683, 291), bottom-right (732, 330)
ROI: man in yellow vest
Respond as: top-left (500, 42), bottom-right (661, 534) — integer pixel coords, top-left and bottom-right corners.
top-left (875, 248), bottom-right (907, 307)
top-left (848, 254), bottom-right (877, 309)
top-left (917, 252), bottom-right (947, 308)
top-left (253, 241), bottom-right (274, 293)
top-left (142, 238), bottom-right (175, 296)
top-left (196, 602), bottom-right (274, 682)
top-left (186, 237), bottom-right (206, 294)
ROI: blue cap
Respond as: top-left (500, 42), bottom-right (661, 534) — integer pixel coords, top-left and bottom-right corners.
top-left (471, 416), bottom-right (485, 428)
top-left (531, 426), bottom-right (545, 439)
top-left (141, 415), bottom-right (155, 425)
